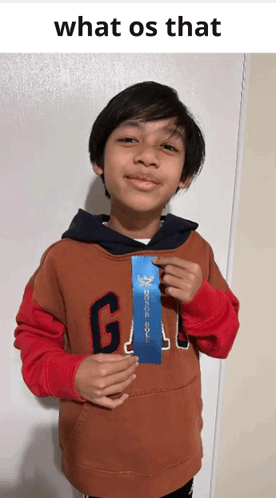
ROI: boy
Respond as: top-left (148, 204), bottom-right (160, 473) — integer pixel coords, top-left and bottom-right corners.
top-left (14, 81), bottom-right (240, 498)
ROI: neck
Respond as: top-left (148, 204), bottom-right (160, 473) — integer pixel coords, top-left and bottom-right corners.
top-left (106, 204), bottom-right (163, 239)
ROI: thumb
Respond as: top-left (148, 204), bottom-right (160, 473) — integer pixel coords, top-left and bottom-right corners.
top-left (95, 352), bottom-right (134, 362)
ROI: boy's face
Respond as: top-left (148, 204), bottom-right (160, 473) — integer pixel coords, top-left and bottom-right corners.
top-left (93, 118), bottom-right (189, 214)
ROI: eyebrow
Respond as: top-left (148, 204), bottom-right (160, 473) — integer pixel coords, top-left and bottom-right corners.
top-left (162, 127), bottom-right (184, 141)
top-left (117, 121), bottom-right (185, 141)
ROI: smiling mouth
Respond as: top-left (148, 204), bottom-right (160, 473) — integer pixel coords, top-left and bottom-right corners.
top-left (126, 177), bottom-right (160, 191)
top-left (126, 176), bottom-right (159, 184)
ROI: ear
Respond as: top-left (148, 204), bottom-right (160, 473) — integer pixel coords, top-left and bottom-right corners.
top-left (178, 177), bottom-right (192, 190)
top-left (93, 163), bottom-right (103, 176)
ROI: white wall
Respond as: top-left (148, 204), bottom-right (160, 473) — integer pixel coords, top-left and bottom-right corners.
top-left (1, 54), bottom-right (244, 497)
top-left (215, 54), bottom-right (276, 498)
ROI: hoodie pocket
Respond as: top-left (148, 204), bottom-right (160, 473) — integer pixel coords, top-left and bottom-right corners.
top-left (59, 399), bottom-right (89, 450)
top-left (61, 375), bottom-right (203, 474)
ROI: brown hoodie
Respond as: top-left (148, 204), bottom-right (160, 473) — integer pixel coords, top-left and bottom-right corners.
top-left (14, 210), bottom-right (240, 498)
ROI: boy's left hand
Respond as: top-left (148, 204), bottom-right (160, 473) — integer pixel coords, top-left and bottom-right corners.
top-left (152, 257), bottom-right (203, 304)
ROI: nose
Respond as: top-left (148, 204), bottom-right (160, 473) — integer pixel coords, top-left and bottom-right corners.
top-left (133, 144), bottom-right (159, 167)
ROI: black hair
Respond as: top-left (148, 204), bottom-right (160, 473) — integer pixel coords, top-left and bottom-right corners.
top-left (88, 81), bottom-right (205, 199)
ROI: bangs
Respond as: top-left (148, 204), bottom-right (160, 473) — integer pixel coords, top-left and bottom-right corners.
top-left (113, 95), bottom-right (187, 131)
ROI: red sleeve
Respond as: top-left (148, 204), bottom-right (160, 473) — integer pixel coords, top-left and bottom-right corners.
top-left (180, 244), bottom-right (240, 359)
top-left (14, 282), bottom-right (89, 402)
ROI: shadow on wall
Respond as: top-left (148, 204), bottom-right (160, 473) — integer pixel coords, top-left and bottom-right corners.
top-left (1, 414), bottom-right (82, 497)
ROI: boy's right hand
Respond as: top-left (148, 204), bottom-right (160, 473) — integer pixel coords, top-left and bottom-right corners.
top-left (74, 353), bottom-right (139, 410)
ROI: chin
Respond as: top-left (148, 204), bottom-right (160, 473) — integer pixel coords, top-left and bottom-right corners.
top-left (123, 199), bottom-right (163, 213)
top-left (111, 190), bottom-right (166, 214)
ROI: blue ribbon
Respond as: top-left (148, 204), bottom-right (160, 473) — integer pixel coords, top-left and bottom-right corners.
top-left (131, 256), bottom-right (162, 364)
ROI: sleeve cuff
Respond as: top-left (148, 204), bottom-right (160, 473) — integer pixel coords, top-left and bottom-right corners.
top-left (180, 276), bottom-right (223, 330)
top-left (46, 352), bottom-right (90, 402)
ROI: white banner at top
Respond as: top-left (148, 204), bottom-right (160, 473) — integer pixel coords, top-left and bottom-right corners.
top-left (0, 3), bottom-right (275, 53)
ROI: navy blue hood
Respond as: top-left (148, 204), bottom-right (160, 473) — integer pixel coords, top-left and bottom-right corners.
top-left (61, 209), bottom-right (199, 255)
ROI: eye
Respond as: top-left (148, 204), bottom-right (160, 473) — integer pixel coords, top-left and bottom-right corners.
top-left (118, 137), bottom-right (137, 143)
top-left (162, 143), bottom-right (177, 152)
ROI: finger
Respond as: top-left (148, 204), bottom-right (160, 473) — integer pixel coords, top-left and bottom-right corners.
top-left (162, 273), bottom-right (186, 289)
top-left (108, 393), bottom-right (131, 409)
top-left (164, 286), bottom-right (186, 301)
top-left (91, 392), bottom-right (130, 410)
top-left (162, 264), bottom-right (187, 279)
top-left (95, 352), bottom-right (135, 363)
top-left (99, 361), bottom-right (138, 393)
top-left (99, 354), bottom-right (138, 376)
top-left (95, 374), bottom-right (137, 408)
top-left (159, 282), bottom-right (183, 298)
top-left (152, 257), bottom-right (193, 271)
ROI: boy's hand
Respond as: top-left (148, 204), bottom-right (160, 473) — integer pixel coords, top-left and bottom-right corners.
top-left (152, 256), bottom-right (203, 304)
top-left (74, 353), bottom-right (139, 410)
